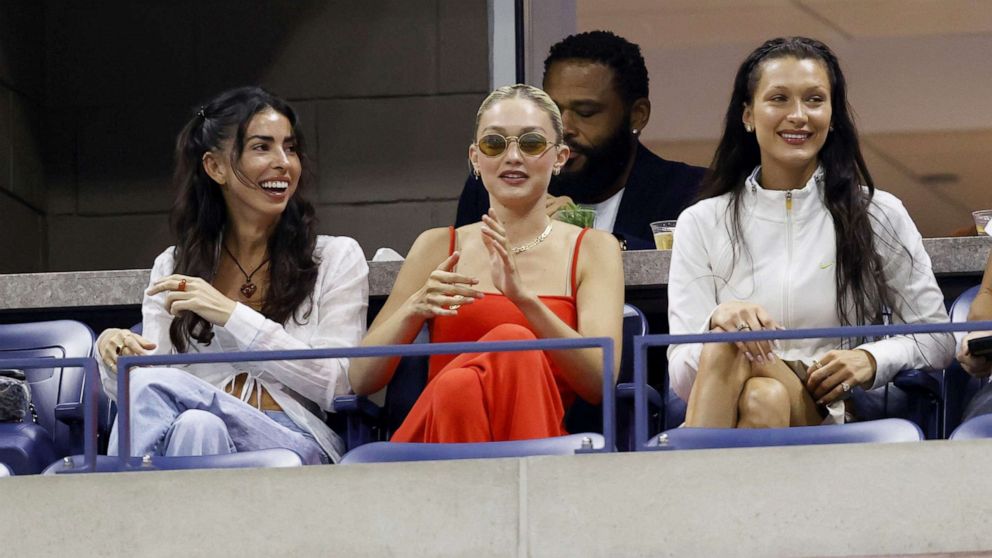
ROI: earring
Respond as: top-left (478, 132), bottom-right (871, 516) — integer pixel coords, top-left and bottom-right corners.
top-left (632, 128), bottom-right (640, 136)
top-left (829, 125), bottom-right (834, 131)
top-left (473, 167), bottom-right (480, 179)
top-left (744, 123), bottom-right (753, 133)
top-left (554, 166), bottom-right (561, 175)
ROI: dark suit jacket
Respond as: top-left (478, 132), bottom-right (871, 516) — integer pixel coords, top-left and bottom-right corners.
top-left (454, 143), bottom-right (705, 250)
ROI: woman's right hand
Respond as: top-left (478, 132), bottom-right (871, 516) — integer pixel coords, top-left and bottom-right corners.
top-left (97, 328), bottom-right (157, 373)
top-left (404, 252), bottom-right (484, 319)
top-left (708, 301), bottom-right (782, 364)
top-left (958, 331), bottom-right (992, 378)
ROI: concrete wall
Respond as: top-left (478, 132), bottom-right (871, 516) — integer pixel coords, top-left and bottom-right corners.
top-left (0, 1), bottom-right (47, 273)
top-left (4, 441), bottom-right (992, 556)
top-left (24, 0), bottom-right (490, 272)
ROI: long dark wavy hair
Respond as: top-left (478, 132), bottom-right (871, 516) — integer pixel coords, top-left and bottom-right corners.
top-left (700, 36), bottom-right (892, 328)
top-left (169, 86), bottom-right (319, 352)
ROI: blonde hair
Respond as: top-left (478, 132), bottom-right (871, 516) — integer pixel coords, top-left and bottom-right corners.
top-left (474, 84), bottom-right (564, 143)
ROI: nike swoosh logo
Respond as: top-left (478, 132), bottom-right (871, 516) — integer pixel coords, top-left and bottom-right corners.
top-left (819, 261), bottom-right (834, 270)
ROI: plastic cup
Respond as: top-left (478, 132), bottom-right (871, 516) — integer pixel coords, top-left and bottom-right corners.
top-left (973, 210), bottom-right (992, 235)
top-left (650, 220), bottom-right (677, 250)
top-left (553, 206), bottom-right (596, 228)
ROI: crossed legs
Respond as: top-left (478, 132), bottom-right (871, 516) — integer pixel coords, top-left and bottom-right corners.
top-left (685, 342), bottom-right (823, 428)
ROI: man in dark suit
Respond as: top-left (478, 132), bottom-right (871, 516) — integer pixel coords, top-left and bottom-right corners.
top-left (455, 30), bottom-right (705, 250)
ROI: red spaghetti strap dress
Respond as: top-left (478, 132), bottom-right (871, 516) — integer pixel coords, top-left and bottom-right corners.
top-left (391, 226), bottom-right (589, 443)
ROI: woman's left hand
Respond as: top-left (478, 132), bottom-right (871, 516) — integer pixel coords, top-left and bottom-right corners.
top-left (146, 274), bottom-right (237, 326)
top-left (805, 349), bottom-right (877, 405)
top-left (481, 209), bottom-right (532, 303)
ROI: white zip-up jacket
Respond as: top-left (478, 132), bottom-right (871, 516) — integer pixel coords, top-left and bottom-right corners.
top-left (667, 166), bottom-right (954, 402)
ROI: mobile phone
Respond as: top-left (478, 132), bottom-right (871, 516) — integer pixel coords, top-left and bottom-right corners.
top-left (0, 369), bottom-right (26, 381)
top-left (968, 335), bottom-right (992, 358)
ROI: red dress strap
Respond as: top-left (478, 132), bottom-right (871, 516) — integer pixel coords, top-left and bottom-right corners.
top-left (570, 228), bottom-right (590, 298)
top-left (447, 226), bottom-right (456, 256)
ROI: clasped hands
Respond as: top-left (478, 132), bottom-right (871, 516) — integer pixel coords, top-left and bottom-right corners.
top-left (98, 274), bottom-right (237, 371)
top-left (406, 209), bottom-right (534, 318)
top-left (709, 301), bottom-right (877, 406)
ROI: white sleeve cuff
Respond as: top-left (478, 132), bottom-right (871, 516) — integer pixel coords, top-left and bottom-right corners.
top-left (222, 302), bottom-right (267, 349)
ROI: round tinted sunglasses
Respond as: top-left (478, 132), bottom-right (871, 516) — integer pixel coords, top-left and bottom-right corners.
top-left (476, 132), bottom-right (556, 157)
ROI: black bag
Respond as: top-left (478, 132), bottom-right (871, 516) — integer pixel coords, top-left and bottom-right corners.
top-left (0, 369), bottom-right (37, 423)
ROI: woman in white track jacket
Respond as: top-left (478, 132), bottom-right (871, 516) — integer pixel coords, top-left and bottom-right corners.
top-left (667, 37), bottom-right (953, 428)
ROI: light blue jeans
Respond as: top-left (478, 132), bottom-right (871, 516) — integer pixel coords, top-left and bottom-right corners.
top-left (108, 367), bottom-right (328, 465)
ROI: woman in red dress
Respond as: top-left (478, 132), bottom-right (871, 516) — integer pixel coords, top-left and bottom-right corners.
top-left (349, 84), bottom-right (624, 442)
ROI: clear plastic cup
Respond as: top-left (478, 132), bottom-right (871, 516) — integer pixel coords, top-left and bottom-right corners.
top-left (650, 220), bottom-right (677, 250)
top-left (973, 210), bottom-right (992, 235)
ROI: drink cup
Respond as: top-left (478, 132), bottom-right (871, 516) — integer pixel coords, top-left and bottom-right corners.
top-left (650, 220), bottom-right (677, 250)
top-left (973, 210), bottom-right (992, 235)
top-left (553, 206), bottom-right (596, 228)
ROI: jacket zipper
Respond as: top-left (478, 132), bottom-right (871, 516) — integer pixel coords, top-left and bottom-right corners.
top-left (784, 191), bottom-right (793, 329)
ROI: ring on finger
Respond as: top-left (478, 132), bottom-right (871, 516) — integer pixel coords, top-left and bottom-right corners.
top-left (810, 359), bottom-right (819, 370)
top-left (736, 322), bottom-right (751, 331)
top-left (841, 382), bottom-right (851, 393)
top-left (177, 278), bottom-right (187, 292)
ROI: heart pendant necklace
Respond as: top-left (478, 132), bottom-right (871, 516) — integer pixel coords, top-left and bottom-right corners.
top-left (222, 244), bottom-right (269, 299)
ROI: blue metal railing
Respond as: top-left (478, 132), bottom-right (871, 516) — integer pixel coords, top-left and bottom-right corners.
top-left (117, 336), bottom-right (615, 468)
top-left (0, 356), bottom-right (100, 473)
top-left (633, 320), bottom-right (992, 451)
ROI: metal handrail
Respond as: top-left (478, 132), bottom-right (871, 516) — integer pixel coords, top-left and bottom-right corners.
top-left (633, 320), bottom-right (992, 451)
top-left (117, 336), bottom-right (615, 468)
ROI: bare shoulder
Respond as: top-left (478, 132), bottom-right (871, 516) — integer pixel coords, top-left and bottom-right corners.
top-left (408, 227), bottom-right (452, 258)
top-left (396, 227), bottom-right (453, 280)
top-left (576, 229), bottom-right (623, 283)
top-left (579, 228), bottom-right (622, 258)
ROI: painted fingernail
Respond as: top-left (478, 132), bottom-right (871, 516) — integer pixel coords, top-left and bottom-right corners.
top-left (756, 354), bottom-right (765, 364)
top-left (745, 351), bottom-right (754, 362)
top-left (766, 352), bottom-right (775, 362)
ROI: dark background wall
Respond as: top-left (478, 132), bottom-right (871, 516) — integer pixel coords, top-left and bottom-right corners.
top-left (0, 0), bottom-right (489, 273)
top-left (0, 1), bottom-right (46, 273)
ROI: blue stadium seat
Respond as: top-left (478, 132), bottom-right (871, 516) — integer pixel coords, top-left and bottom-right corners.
top-left (42, 448), bottom-right (303, 474)
top-left (646, 418), bottom-right (923, 450)
top-left (943, 286), bottom-right (989, 436)
top-left (949, 413), bottom-right (992, 440)
top-left (0, 320), bottom-right (111, 474)
top-left (340, 433), bottom-right (604, 464)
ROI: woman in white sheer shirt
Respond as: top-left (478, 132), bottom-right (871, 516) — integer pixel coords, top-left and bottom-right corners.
top-left (96, 87), bottom-right (368, 463)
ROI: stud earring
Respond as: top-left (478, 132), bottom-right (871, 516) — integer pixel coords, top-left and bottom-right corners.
top-left (744, 123), bottom-right (753, 133)
top-left (632, 128), bottom-right (640, 136)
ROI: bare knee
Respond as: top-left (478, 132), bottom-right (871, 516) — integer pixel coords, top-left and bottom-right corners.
top-left (697, 342), bottom-right (749, 381)
top-left (737, 377), bottom-right (789, 428)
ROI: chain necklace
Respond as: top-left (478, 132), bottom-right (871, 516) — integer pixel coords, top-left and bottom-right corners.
top-left (222, 244), bottom-right (269, 299)
top-left (511, 222), bottom-right (553, 254)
